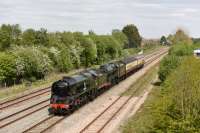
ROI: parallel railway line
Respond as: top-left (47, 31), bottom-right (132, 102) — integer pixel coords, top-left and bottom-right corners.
top-left (0, 87), bottom-right (50, 110)
top-left (0, 99), bottom-right (49, 128)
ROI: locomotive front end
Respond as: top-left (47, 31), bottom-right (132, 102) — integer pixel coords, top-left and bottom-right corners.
top-left (48, 80), bottom-right (72, 115)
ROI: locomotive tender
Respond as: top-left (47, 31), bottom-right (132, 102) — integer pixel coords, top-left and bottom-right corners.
top-left (49, 55), bottom-right (145, 115)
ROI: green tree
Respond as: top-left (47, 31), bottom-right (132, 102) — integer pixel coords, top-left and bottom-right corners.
top-left (81, 38), bottom-right (97, 67)
top-left (172, 29), bottom-right (192, 45)
top-left (88, 30), bottom-right (96, 36)
top-left (48, 32), bottom-right (62, 47)
top-left (95, 37), bottom-right (107, 64)
top-left (106, 36), bottom-right (121, 59)
top-left (160, 36), bottom-right (167, 45)
top-left (152, 57), bottom-right (200, 132)
top-left (57, 48), bottom-right (73, 72)
top-left (0, 29), bottom-right (11, 50)
top-left (158, 55), bottom-right (180, 82)
top-left (122, 24), bottom-right (142, 48)
top-left (10, 24), bottom-right (22, 45)
top-left (0, 24), bottom-right (22, 50)
top-left (112, 29), bottom-right (128, 48)
top-left (22, 29), bottom-right (36, 46)
top-left (35, 28), bottom-right (49, 46)
top-left (13, 46), bottom-right (52, 81)
top-left (169, 44), bottom-right (193, 56)
top-left (0, 52), bottom-right (16, 85)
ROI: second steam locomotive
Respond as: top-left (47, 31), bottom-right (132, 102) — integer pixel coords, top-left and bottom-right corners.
top-left (49, 55), bottom-right (145, 115)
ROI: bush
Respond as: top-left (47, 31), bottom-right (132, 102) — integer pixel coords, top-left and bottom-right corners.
top-left (158, 55), bottom-right (180, 82)
top-left (80, 38), bottom-right (97, 67)
top-left (159, 44), bottom-right (193, 82)
top-left (12, 46), bottom-right (52, 81)
top-left (57, 48), bottom-right (73, 72)
top-left (0, 52), bottom-right (16, 85)
top-left (169, 44), bottom-right (193, 56)
top-left (152, 57), bottom-right (200, 132)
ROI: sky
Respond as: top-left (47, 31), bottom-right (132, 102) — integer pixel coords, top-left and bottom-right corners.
top-left (0, 0), bottom-right (200, 38)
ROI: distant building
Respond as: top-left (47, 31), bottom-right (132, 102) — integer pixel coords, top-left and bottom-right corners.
top-left (194, 49), bottom-right (200, 58)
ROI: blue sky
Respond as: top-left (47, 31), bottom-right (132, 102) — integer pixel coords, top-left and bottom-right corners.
top-left (0, 0), bottom-right (199, 38)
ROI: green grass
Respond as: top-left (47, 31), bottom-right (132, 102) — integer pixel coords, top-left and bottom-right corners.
top-left (121, 65), bottom-right (161, 133)
top-left (122, 85), bottom-right (162, 133)
top-left (123, 64), bottom-right (159, 96)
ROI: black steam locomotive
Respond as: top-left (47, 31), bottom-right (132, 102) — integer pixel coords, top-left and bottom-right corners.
top-left (49, 55), bottom-right (145, 115)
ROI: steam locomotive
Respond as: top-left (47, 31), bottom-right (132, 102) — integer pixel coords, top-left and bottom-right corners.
top-left (49, 55), bottom-right (145, 115)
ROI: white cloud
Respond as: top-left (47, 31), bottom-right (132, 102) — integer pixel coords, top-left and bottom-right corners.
top-left (0, 0), bottom-right (200, 38)
top-left (131, 2), bottom-right (162, 8)
top-left (183, 8), bottom-right (198, 13)
top-left (170, 13), bottom-right (186, 17)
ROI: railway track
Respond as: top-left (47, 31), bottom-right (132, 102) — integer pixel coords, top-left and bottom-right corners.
top-left (19, 49), bottom-right (168, 133)
top-left (22, 115), bottom-right (65, 133)
top-left (0, 87), bottom-right (50, 110)
top-left (0, 98), bottom-right (50, 128)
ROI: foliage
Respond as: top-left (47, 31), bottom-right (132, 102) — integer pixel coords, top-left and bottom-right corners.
top-left (122, 24), bottom-right (142, 48)
top-left (90, 35), bottom-right (120, 64)
top-left (169, 44), bottom-right (193, 56)
top-left (112, 29), bottom-right (128, 48)
top-left (12, 46), bottom-right (52, 81)
top-left (22, 29), bottom-right (37, 46)
top-left (0, 24), bottom-right (22, 50)
top-left (0, 23), bottom-right (150, 86)
top-left (158, 55), bottom-right (180, 82)
top-left (0, 52), bottom-right (16, 85)
top-left (160, 36), bottom-right (168, 45)
top-left (80, 37), bottom-right (97, 67)
top-left (152, 57), bottom-right (200, 132)
top-left (159, 43), bottom-right (193, 82)
top-left (172, 29), bottom-right (193, 45)
top-left (57, 48), bottom-right (73, 72)
top-left (0, 29), bottom-right (11, 50)
top-left (35, 28), bottom-right (49, 46)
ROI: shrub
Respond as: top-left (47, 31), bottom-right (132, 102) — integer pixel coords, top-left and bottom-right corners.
top-left (169, 44), bottom-right (193, 56)
top-left (0, 52), bottom-right (16, 85)
top-left (57, 48), bottom-right (73, 72)
top-left (80, 38), bottom-right (97, 67)
top-left (152, 57), bottom-right (200, 132)
top-left (158, 55), bottom-right (180, 82)
top-left (12, 46), bottom-right (52, 81)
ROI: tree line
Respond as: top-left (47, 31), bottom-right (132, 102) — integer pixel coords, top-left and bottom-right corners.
top-left (0, 24), bottom-right (143, 86)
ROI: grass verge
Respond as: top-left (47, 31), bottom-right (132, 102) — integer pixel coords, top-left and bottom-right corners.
top-left (123, 64), bottom-right (159, 96)
top-left (121, 73), bottom-right (162, 133)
